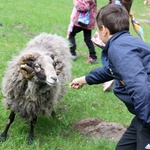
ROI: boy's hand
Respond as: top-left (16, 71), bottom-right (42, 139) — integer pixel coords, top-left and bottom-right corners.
top-left (69, 76), bottom-right (87, 89)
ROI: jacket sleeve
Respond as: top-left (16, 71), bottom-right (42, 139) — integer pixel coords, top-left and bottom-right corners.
top-left (85, 67), bottom-right (114, 85)
top-left (110, 44), bottom-right (150, 127)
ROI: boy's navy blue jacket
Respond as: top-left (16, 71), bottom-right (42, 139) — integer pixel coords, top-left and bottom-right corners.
top-left (86, 30), bottom-right (150, 127)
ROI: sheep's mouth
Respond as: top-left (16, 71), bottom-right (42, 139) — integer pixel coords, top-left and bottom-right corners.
top-left (46, 81), bottom-right (58, 86)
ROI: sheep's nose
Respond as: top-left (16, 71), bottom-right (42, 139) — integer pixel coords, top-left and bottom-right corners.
top-left (46, 76), bottom-right (58, 85)
top-left (51, 76), bottom-right (57, 82)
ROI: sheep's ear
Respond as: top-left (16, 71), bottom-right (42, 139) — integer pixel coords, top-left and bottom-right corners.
top-left (53, 57), bottom-right (64, 75)
top-left (19, 53), bottom-right (40, 79)
top-left (55, 63), bottom-right (64, 75)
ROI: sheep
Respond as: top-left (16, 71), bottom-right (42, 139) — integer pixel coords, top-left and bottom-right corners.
top-left (0, 33), bottom-right (72, 144)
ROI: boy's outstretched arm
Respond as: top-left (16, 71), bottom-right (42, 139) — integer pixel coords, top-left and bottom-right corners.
top-left (69, 76), bottom-right (87, 89)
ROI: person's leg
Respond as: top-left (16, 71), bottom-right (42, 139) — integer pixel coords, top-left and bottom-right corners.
top-left (116, 117), bottom-right (137, 150)
top-left (136, 117), bottom-right (150, 150)
top-left (101, 51), bottom-right (114, 91)
top-left (83, 29), bottom-right (97, 60)
top-left (101, 51), bottom-right (108, 67)
top-left (117, 116), bottom-right (150, 150)
top-left (68, 26), bottom-right (82, 59)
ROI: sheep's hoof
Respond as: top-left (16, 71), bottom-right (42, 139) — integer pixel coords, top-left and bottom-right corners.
top-left (0, 133), bottom-right (7, 142)
top-left (51, 111), bottom-right (56, 117)
top-left (27, 136), bottom-right (34, 145)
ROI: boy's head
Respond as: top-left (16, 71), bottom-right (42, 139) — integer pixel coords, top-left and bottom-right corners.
top-left (96, 4), bottom-right (129, 35)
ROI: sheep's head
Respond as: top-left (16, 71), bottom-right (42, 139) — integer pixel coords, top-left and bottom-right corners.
top-left (19, 52), bottom-right (64, 85)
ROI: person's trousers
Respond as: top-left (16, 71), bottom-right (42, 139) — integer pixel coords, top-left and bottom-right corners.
top-left (101, 50), bottom-right (108, 67)
top-left (68, 25), bottom-right (97, 59)
top-left (116, 116), bottom-right (150, 150)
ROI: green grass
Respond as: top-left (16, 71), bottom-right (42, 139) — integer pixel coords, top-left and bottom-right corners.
top-left (0, 0), bottom-right (150, 149)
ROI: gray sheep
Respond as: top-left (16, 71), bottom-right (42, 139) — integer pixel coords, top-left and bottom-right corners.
top-left (0, 33), bottom-right (71, 144)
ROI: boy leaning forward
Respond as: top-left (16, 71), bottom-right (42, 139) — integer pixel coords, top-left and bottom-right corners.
top-left (70, 4), bottom-right (150, 150)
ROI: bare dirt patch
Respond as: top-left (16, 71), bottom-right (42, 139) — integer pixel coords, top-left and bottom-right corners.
top-left (74, 118), bottom-right (126, 141)
top-left (12, 24), bottom-right (27, 29)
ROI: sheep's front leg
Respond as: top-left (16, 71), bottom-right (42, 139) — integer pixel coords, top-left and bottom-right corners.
top-left (0, 111), bottom-right (15, 142)
top-left (51, 111), bottom-right (56, 117)
top-left (27, 117), bottom-right (37, 144)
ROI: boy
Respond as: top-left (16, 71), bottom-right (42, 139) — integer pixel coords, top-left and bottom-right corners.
top-left (70, 4), bottom-right (150, 150)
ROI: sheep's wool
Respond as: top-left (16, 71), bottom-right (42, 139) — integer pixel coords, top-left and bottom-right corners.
top-left (2, 33), bottom-right (71, 121)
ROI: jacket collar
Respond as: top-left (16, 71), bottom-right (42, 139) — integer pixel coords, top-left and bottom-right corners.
top-left (103, 30), bottom-right (129, 55)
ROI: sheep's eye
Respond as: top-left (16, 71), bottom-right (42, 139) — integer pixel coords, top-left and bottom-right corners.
top-left (53, 61), bottom-right (57, 67)
top-left (34, 64), bottom-right (41, 72)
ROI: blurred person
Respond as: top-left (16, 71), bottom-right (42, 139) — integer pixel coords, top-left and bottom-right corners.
top-left (67, 0), bottom-right (98, 63)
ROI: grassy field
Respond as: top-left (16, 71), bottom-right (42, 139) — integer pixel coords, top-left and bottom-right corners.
top-left (0, 0), bottom-right (150, 149)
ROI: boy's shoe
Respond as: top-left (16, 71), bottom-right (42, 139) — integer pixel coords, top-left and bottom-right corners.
top-left (103, 80), bottom-right (114, 92)
top-left (70, 55), bottom-right (77, 61)
top-left (86, 57), bottom-right (98, 64)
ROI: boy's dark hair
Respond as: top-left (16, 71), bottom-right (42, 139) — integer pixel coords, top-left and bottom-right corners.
top-left (96, 4), bottom-right (129, 35)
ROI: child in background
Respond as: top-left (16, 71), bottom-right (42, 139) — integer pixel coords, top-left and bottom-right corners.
top-left (67, 0), bottom-right (98, 63)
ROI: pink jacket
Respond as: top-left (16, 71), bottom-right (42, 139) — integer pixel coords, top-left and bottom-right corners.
top-left (73, 0), bottom-right (97, 30)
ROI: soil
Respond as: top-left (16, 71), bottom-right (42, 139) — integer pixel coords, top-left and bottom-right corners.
top-left (74, 118), bottom-right (126, 142)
